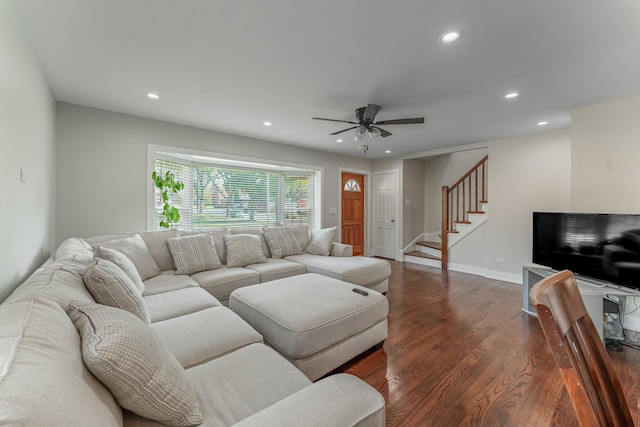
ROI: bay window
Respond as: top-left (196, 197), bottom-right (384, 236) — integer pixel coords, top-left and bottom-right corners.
top-left (152, 153), bottom-right (316, 230)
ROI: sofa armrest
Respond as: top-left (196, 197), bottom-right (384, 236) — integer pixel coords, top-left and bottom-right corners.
top-left (232, 374), bottom-right (384, 427)
top-left (330, 242), bottom-right (353, 257)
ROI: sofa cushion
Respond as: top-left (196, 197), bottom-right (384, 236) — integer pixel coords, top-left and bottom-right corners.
top-left (233, 374), bottom-right (385, 427)
top-left (245, 258), bottom-right (306, 283)
top-left (289, 225), bottom-right (310, 251)
top-left (83, 259), bottom-right (151, 323)
top-left (144, 287), bottom-right (221, 323)
top-left (68, 301), bottom-right (203, 427)
top-left (152, 307), bottom-right (263, 368)
top-left (6, 257), bottom-right (96, 309)
top-left (179, 228), bottom-right (228, 265)
top-left (124, 343), bottom-right (311, 427)
top-left (230, 227), bottom-right (271, 258)
top-left (85, 230), bottom-right (179, 271)
top-left (142, 270), bottom-right (200, 296)
top-left (0, 293), bottom-right (122, 425)
top-left (97, 235), bottom-right (162, 280)
top-left (305, 227), bottom-right (337, 256)
top-left (167, 234), bottom-right (222, 275)
top-left (263, 227), bottom-right (303, 258)
top-left (95, 245), bottom-right (145, 293)
top-left (191, 266), bottom-right (260, 304)
top-left (224, 234), bottom-right (267, 267)
top-left (54, 237), bottom-right (95, 261)
top-left (285, 254), bottom-right (391, 287)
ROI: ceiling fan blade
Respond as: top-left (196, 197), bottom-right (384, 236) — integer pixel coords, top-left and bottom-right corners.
top-left (372, 126), bottom-right (392, 137)
top-left (330, 126), bottom-right (358, 135)
top-left (363, 104), bottom-right (382, 122)
top-left (355, 107), bottom-right (365, 123)
top-left (312, 117), bottom-right (358, 124)
top-left (374, 117), bottom-right (425, 125)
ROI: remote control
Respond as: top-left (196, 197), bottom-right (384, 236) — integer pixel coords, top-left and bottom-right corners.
top-left (352, 288), bottom-right (368, 296)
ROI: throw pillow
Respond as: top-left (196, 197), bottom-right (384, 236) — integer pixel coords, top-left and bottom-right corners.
top-left (224, 234), bottom-right (267, 267)
top-left (229, 227), bottom-right (271, 258)
top-left (305, 226), bottom-right (337, 256)
top-left (83, 259), bottom-right (151, 324)
top-left (263, 227), bottom-right (303, 258)
top-left (167, 234), bottom-right (222, 275)
top-left (67, 301), bottom-right (204, 427)
top-left (94, 245), bottom-right (145, 293)
top-left (97, 235), bottom-right (161, 280)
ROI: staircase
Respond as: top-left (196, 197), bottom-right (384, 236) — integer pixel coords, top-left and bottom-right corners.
top-left (404, 155), bottom-right (488, 269)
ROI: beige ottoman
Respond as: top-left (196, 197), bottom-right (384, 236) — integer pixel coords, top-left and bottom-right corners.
top-left (229, 273), bottom-right (388, 381)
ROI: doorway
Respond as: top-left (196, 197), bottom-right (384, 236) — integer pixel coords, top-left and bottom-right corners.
top-left (341, 172), bottom-right (365, 256)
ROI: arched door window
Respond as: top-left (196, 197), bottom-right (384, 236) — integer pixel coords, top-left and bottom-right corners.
top-left (344, 178), bottom-right (361, 192)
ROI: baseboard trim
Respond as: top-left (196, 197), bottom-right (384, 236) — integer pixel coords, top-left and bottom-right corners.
top-left (445, 264), bottom-right (523, 285)
top-left (485, 269), bottom-right (523, 285)
top-left (447, 263), bottom-right (486, 277)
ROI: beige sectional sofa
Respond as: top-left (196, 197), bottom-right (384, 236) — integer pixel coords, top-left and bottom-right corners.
top-left (0, 227), bottom-right (390, 426)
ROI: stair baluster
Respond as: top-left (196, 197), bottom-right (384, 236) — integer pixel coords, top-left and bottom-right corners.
top-left (441, 155), bottom-right (488, 270)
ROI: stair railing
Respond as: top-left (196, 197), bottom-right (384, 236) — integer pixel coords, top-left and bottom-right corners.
top-left (441, 155), bottom-right (488, 269)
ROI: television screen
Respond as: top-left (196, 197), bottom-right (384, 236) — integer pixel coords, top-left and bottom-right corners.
top-left (533, 212), bottom-right (640, 290)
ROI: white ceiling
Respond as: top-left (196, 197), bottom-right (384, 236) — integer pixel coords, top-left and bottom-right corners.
top-left (14, 0), bottom-right (640, 159)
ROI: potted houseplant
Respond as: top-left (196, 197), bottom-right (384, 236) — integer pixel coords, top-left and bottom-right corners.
top-left (151, 170), bottom-right (185, 229)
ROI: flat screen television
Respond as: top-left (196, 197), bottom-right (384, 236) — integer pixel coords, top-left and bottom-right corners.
top-left (533, 212), bottom-right (640, 290)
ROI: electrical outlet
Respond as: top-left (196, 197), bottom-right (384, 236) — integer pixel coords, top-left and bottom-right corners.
top-left (496, 256), bottom-right (506, 263)
top-left (405, 198), bottom-right (411, 205)
top-left (328, 207), bottom-right (337, 214)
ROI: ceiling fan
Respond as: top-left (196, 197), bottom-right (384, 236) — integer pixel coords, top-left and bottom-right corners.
top-left (312, 104), bottom-right (424, 153)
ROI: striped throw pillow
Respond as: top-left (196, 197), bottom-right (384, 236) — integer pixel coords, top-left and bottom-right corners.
top-left (167, 234), bottom-right (222, 275)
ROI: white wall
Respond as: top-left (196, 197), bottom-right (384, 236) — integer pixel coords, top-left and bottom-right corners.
top-left (572, 97), bottom-right (640, 213)
top-left (485, 130), bottom-right (572, 281)
top-left (0, 0), bottom-right (56, 302)
top-left (55, 103), bottom-right (372, 244)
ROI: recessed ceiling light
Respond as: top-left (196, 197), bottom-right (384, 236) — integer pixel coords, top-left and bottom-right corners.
top-left (336, 139), bottom-right (343, 143)
top-left (263, 121), bottom-right (272, 126)
top-left (146, 93), bottom-right (159, 100)
top-left (537, 121), bottom-right (549, 126)
top-left (439, 31), bottom-right (461, 43)
top-left (385, 150), bottom-right (391, 154)
top-left (504, 92), bottom-right (519, 99)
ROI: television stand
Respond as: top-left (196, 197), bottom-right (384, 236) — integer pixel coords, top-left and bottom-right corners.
top-left (522, 266), bottom-right (640, 341)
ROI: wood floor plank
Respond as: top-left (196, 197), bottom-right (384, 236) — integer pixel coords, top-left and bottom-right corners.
top-left (337, 260), bottom-right (640, 426)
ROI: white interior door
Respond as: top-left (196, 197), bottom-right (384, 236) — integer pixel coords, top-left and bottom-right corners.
top-left (373, 171), bottom-right (397, 259)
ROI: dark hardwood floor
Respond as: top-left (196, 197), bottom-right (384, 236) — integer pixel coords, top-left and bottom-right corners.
top-left (337, 260), bottom-right (640, 426)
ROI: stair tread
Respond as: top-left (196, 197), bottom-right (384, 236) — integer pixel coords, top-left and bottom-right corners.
top-left (446, 229), bottom-right (459, 234)
top-left (416, 241), bottom-right (442, 250)
top-left (404, 250), bottom-right (441, 261)
top-left (455, 221), bottom-right (471, 224)
top-left (479, 200), bottom-right (488, 203)
top-left (467, 211), bottom-right (485, 214)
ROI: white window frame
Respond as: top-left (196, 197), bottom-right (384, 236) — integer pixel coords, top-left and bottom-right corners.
top-left (146, 144), bottom-right (323, 231)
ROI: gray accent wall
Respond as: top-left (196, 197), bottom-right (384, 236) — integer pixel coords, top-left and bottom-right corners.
top-left (0, 0), bottom-right (56, 302)
top-left (55, 103), bottom-right (372, 245)
top-left (402, 159), bottom-right (425, 247)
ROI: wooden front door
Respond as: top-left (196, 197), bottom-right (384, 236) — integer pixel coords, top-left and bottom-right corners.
top-left (342, 172), bottom-right (365, 256)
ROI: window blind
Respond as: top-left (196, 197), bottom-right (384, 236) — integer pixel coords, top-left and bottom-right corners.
top-left (153, 155), bottom-right (315, 230)
top-left (154, 158), bottom-right (193, 230)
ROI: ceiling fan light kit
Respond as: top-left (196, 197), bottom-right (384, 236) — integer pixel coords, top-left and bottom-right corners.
top-left (312, 104), bottom-right (424, 154)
